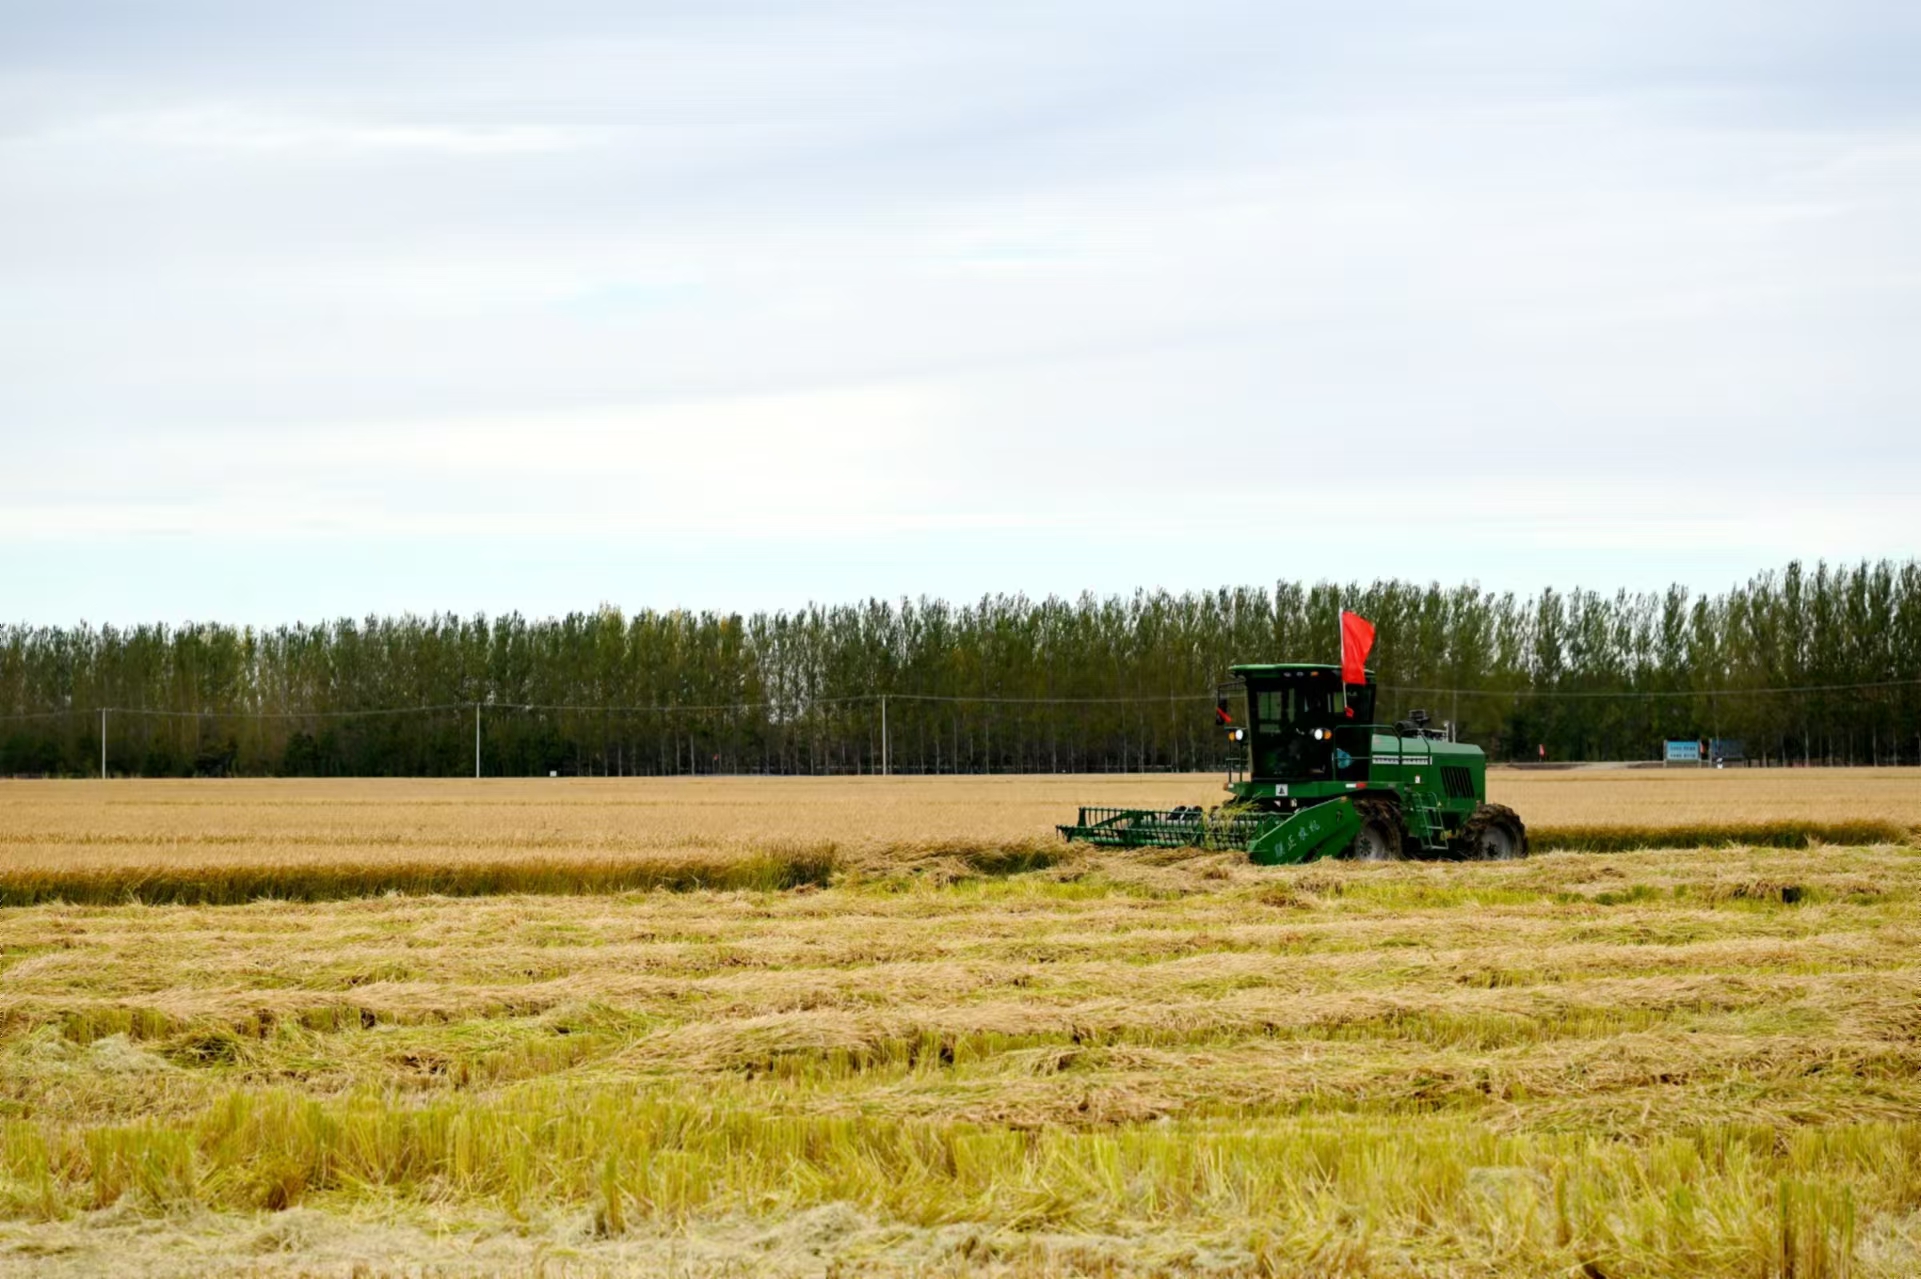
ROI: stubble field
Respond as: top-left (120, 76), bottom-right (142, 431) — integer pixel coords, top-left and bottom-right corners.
top-left (0, 770), bottom-right (1918, 1276)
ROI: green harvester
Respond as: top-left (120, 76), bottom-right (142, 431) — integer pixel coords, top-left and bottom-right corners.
top-left (1058, 663), bottom-right (1526, 864)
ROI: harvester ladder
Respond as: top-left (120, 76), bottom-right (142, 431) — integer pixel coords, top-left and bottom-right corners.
top-left (1406, 790), bottom-right (1448, 851)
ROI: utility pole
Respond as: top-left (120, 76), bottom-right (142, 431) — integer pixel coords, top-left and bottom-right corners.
top-left (474, 703), bottom-right (481, 780)
top-left (100, 708), bottom-right (107, 780)
top-left (881, 695), bottom-right (889, 776)
top-left (1711, 691), bottom-right (1720, 768)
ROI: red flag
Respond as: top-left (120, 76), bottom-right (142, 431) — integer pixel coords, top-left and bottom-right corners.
top-left (1340, 611), bottom-right (1375, 685)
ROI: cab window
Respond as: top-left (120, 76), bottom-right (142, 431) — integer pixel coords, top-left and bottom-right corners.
top-left (1256, 684), bottom-right (1344, 726)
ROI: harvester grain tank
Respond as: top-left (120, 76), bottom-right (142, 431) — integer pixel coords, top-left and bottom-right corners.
top-left (1058, 654), bottom-right (1526, 865)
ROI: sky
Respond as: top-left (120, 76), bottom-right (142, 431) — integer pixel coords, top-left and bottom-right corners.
top-left (3, 1), bottom-right (1919, 626)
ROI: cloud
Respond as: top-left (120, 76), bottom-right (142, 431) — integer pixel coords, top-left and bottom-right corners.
top-left (43, 107), bottom-right (599, 155)
top-left (2, 2), bottom-right (1918, 622)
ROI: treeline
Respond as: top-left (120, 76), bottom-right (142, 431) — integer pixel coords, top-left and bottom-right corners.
top-left (3, 559), bottom-right (1918, 777)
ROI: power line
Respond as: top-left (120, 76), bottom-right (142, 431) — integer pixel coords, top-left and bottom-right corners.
top-left (874, 693), bottom-right (1214, 705)
top-left (0, 708), bottom-right (90, 723)
top-left (1383, 676), bottom-right (1921, 701)
top-left (510, 692), bottom-right (1216, 710)
top-left (0, 693), bottom-right (1211, 724)
top-left (505, 696), bottom-right (877, 714)
top-left (1, 675), bottom-right (1918, 726)
top-left (0, 703), bottom-right (472, 724)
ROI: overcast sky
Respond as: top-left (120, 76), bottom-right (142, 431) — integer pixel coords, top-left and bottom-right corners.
top-left (4, 2), bottom-right (1918, 625)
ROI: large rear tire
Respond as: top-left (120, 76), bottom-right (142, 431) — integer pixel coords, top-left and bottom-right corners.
top-left (1457, 802), bottom-right (1528, 860)
top-left (1347, 797), bottom-right (1408, 862)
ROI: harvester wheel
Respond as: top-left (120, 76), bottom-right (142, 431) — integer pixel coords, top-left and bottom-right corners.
top-left (1457, 803), bottom-right (1528, 860)
top-left (1347, 797), bottom-right (1407, 862)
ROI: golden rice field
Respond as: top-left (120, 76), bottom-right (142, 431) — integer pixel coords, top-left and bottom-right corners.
top-left (0, 770), bottom-right (1918, 1276)
top-left (0, 769), bottom-right (1915, 893)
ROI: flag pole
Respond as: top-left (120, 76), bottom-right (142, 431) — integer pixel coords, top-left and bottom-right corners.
top-left (1338, 605), bottom-right (1352, 722)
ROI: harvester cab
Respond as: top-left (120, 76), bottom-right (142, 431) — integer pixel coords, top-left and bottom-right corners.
top-left (1060, 662), bottom-right (1525, 865)
top-left (1217, 665), bottom-right (1373, 787)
